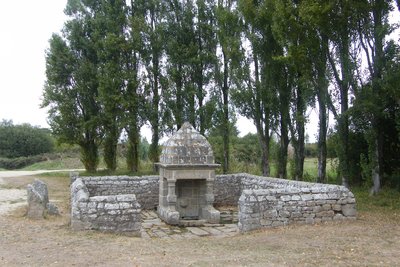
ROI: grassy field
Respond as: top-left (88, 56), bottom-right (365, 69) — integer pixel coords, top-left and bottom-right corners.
top-left (21, 152), bottom-right (341, 182)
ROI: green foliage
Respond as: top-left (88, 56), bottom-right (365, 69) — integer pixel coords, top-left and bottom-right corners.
top-left (304, 143), bottom-right (318, 158)
top-left (139, 138), bottom-right (150, 161)
top-left (42, 0), bottom-right (399, 189)
top-left (0, 121), bottom-right (54, 158)
top-left (233, 133), bottom-right (261, 166)
top-left (0, 155), bottom-right (47, 170)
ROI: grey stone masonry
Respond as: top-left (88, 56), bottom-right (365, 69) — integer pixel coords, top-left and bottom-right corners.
top-left (70, 172), bottom-right (356, 235)
top-left (159, 122), bottom-right (216, 165)
top-left (83, 175), bottom-right (159, 210)
top-left (237, 181), bottom-right (356, 232)
top-left (157, 122), bottom-right (220, 225)
top-left (71, 178), bottom-right (141, 236)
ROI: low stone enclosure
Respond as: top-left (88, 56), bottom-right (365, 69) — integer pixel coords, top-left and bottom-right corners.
top-left (70, 173), bottom-right (356, 236)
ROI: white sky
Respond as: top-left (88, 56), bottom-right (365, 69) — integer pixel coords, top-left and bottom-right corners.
top-left (4, 0), bottom-right (374, 143)
top-left (0, 0), bottom-right (68, 128)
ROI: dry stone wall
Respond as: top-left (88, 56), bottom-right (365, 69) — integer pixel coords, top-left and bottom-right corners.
top-left (238, 187), bottom-right (356, 232)
top-left (82, 176), bottom-right (159, 209)
top-left (70, 173), bottom-right (356, 234)
top-left (214, 173), bottom-right (356, 232)
top-left (71, 178), bottom-right (142, 236)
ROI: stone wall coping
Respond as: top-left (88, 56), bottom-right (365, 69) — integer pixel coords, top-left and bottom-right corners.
top-left (231, 173), bottom-right (349, 191)
top-left (82, 175), bottom-right (159, 181)
top-left (155, 163), bottom-right (221, 169)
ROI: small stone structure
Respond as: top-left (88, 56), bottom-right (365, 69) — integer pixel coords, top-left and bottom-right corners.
top-left (70, 178), bottom-right (142, 236)
top-left (69, 125), bottom-right (356, 235)
top-left (27, 179), bottom-right (59, 219)
top-left (70, 173), bottom-right (356, 235)
top-left (156, 122), bottom-right (220, 225)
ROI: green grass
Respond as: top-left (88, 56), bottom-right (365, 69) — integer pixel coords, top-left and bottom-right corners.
top-left (225, 157), bottom-right (338, 184)
top-left (352, 187), bottom-right (400, 212)
top-left (302, 158), bottom-right (338, 183)
top-left (22, 157), bottom-right (84, 171)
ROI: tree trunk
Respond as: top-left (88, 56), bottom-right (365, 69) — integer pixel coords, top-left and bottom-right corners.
top-left (316, 55), bottom-right (328, 183)
top-left (127, 119), bottom-right (140, 172)
top-left (149, 84), bottom-right (160, 163)
top-left (370, 138), bottom-right (381, 195)
top-left (278, 85), bottom-right (290, 179)
top-left (259, 133), bottom-right (270, 177)
top-left (197, 68), bottom-right (205, 135)
top-left (369, 0), bottom-right (386, 194)
top-left (175, 64), bottom-right (183, 131)
top-left (222, 52), bottom-right (230, 174)
top-left (104, 123), bottom-right (119, 171)
top-left (323, 0), bottom-right (353, 187)
top-left (294, 83), bottom-right (305, 180)
top-left (317, 89), bottom-right (327, 183)
top-left (80, 136), bottom-right (99, 172)
top-left (278, 128), bottom-right (289, 179)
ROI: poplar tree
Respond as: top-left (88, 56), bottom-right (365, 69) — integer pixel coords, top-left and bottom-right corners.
top-left (214, 0), bottom-right (242, 173)
top-left (96, 0), bottom-right (128, 171)
top-left (43, 1), bottom-right (103, 172)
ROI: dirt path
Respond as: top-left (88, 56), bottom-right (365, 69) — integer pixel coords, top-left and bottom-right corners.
top-left (0, 170), bottom-right (79, 215)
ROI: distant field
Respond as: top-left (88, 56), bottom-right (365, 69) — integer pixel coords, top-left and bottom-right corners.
top-left (20, 152), bottom-right (339, 184)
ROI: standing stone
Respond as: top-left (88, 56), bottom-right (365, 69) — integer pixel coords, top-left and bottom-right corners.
top-left (27, 179), bottom-right (59, 219)
top-left (27, 179), bottom-right (49, 219)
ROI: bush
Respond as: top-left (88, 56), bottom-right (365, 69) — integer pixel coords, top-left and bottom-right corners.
top-left (0, 120), bottom-right (54, 158)
top-left (0, 155), bottom-right (47, 170)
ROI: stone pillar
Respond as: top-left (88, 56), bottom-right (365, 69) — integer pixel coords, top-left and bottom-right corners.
top-left (157, 178), bottom-right (179, 225)
top-left (201, 178), bottom-right (220, 223)
top-left (167, 179), bottom-right (177, 206)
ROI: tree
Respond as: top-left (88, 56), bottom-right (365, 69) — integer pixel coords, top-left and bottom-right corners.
top-left (235, 0), bottom-right (277, 177)
top-left (273, 0), bottom-right (316, 180)
top-left (356, 0), bottom-right (398, 193)
top-left (96, 0), bottom-right (128, 171)
top-left (43, 1), bottom-right (104, 172)
top-left (163, 0), bottom-right (218, 136)
top-left (298, 0), bottom-right (332, 183)
top-left (135, 0), bottom-right (166, 163)
top-left (215, 0), bottom-right (242, 173)
top-left (322, 0), bottom-right (360, 187)
top-left (163, 0), bottom-right (197, 131)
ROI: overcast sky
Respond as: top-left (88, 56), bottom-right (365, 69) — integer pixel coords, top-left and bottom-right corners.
top-left (0, 1), bottom-right (67, 127)
top-left (1, 1), bottom-right (396, 143)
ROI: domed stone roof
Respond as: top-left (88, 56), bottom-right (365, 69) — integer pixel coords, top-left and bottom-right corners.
top-left (160, 122), bottom-right (215, 165)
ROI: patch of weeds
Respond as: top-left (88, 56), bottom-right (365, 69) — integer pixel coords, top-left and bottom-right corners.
top-left (38, 172), bottom-right (70, 177)
top-left (352, 187), bottom-right (400, 212)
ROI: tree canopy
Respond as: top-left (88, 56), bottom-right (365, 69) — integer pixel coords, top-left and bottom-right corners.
top-left (0, 120), bottom-right (54, 158)
top-left (43, 0), bottom-right (399, 192)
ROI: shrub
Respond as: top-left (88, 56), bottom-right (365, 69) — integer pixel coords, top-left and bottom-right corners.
top-left (0, 155), bottom-right (47, 170)
top-left (0, 120), bottom-right (54, 158)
